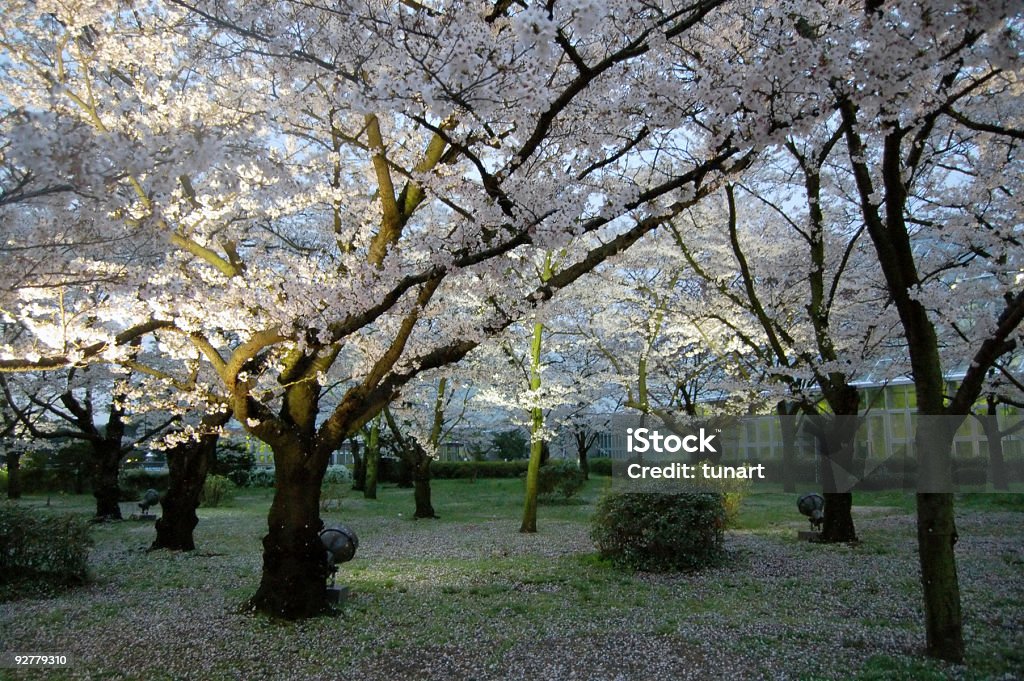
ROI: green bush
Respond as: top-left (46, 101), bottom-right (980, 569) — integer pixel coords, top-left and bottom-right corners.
top-left (323, 465), bottom-right (353, 485)
top-left (200, 475), bottom-right (234, 507)
top-left (319, 465), bottom-right (352, 511)
top-left (695, 464), bottom-right (748, 528)
top-left (430, 460), bottom-right (531, 479)
top-left (588, 457), bottom-right (613, 477)
top-left (0, 468), bottom-right (7, 493)
top-left (491, 429), bottom-right (529, 460)
top-left (0, 503), bottom-right (91, 584)
top-left (591, 492), bottom-right (726, 572)
top-left (247, 468), bottom-right (276, 487)
top-left (537, 460), bottom-right (585, 500)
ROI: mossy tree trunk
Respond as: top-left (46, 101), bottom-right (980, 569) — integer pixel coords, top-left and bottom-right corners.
top-left (833, 98), bottom-right (1024, 661)
top-left (1, 389), bottom-right (22, 499)
top-left (520, 320), bottom-right (545, 534)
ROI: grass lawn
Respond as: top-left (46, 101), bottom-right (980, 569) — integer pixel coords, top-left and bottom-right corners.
top-left (2, 479), bottom-right (1022, 680)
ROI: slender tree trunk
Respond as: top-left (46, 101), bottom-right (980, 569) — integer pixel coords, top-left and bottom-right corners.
top-left (74, 454), bottom-right (87, 495)
top-left (842, 97), bottom-right (967, 662)
top-left (520, 439), bottom-right (542, 533)
top-left (575, 430), bottom-right (590, 481)
top-left (364, 413), bottom-right (381, 500)
top-left (384, 400), bottom-right (440, 519)
top-left (152, 415), bottom-right (227, 551)
top-left (6, 449), bottom-right (21, 500)
top-left (91, 440), bottom-right (123, 519)
top-left (248, 441), bottom-right (330, 619)
top-left (914, 420), bottom-right (964, 661)
top-left (351, 438), bottom-right (365, 491)
top-left (520, 321), bottom-right (544, 533)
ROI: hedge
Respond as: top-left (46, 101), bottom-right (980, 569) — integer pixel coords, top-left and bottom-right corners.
top-left (0, 503), bottom-right (91, 585)
top-left (429, 460), bottom-right (532, 479)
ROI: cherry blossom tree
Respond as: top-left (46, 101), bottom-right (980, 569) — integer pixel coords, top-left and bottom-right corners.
top-left (2, 0), bottom-right (765, 618)
top-left (0, 365), bottom-right (180, 518)
top-left (385, 372), bottom-right (472, 518)
top-left (671, 154), bottom-right (898, 541)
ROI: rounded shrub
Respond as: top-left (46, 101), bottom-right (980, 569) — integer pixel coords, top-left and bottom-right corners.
top-left (200, 475), bottom-right (234, 507)
top-left (537, 460), bottom-right (586, 501)
top-left (591, 492), bottom-right (726, 572)
top-left (323, 465), bottom-right (353, 485)
top-left (247, 468), bottom-right (276, 487)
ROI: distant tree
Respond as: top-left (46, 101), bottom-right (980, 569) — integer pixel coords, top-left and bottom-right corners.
top-left (1, 367), bottom-right (178, 518)
top-left (491, 429), bottom-right (529, 461)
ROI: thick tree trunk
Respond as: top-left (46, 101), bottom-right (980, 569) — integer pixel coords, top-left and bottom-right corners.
top-left (248, 444), bottom-right (330, 619)
top-left (153, 491), bottom-right (200, 551)
top-left (91, 442), bottom-right (123, 519)
top-left (413, 457), bottom-right (437, 519)
top-left (152, 420), bottom-right (224, 551)
top-left (917, 491), bottom-right (963, 661)
top-left (813, 413), bottom-right (858, 543)
top-left (819, 492), bottom-right (856, 543)
top-left (6, 449), bottom-right (21, 500)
